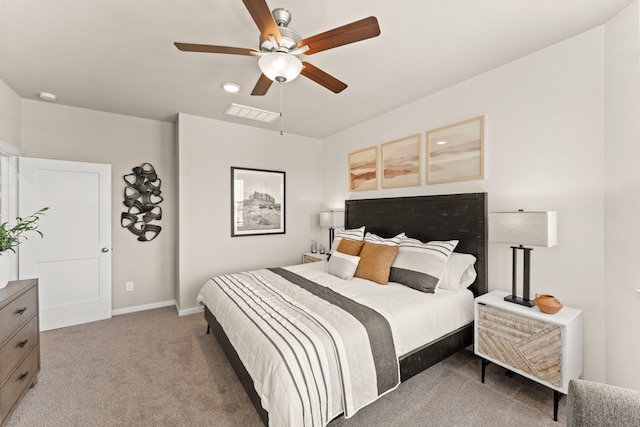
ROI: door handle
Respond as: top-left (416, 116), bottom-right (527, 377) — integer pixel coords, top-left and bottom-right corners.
top-left (101, 247), bottom-right (110, 253)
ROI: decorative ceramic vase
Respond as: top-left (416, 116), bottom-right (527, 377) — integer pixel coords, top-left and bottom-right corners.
top-left (534, 294), bottom-right (563, 314)
top-left (0, 252), bottom-right (16, 289)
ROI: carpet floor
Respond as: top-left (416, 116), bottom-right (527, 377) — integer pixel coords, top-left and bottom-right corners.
top-left (7, 306), bottom-right (564, 426)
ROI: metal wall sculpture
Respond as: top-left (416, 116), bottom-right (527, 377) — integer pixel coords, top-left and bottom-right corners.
top-left (121, 163), bottom-right (162, 241)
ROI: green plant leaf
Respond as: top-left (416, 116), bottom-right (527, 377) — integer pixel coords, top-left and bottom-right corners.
top-left (0, 207), bottom-right (49, 254)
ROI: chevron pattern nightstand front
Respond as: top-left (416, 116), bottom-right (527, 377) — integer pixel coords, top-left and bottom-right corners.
top-left (478, 304), bottom-right (562, 386)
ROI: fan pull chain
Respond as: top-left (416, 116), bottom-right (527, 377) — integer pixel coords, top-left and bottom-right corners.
top-left (279, 80), bottom-right (284, 136)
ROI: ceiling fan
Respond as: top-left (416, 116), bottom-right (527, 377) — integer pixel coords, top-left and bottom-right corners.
top-left (174, 0), bottom-right (381, 96)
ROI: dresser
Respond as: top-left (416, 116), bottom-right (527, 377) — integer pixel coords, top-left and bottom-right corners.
top-left (474, 290), bottom-right (583, 421)
top-left (0, 279), bottom-right (39, 427)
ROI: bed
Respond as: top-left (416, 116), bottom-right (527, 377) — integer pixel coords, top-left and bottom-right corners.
top-left (198, 193), bottom-right (488, 426)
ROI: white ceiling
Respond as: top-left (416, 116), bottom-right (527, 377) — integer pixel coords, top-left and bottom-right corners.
top-left (0, 0), bottom-right (633, 139)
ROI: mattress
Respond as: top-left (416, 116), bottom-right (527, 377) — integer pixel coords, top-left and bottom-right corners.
top-left (284, 261), bottom-right (475, 357)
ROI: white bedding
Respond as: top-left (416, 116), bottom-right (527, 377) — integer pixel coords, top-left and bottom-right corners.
top-left (285, 261), bottom-right (475, 357)
top-left (197, 261), bottom-right (474, 426)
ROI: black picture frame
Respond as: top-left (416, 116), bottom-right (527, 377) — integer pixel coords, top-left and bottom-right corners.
top-left (231, 167), bottom-right (285, 237)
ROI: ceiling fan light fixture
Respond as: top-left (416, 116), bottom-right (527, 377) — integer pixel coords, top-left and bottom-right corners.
top-left (258, 52), bottom-right (302, 83)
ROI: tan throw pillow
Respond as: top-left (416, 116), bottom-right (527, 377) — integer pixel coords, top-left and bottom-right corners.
top-left (330, 226), bottom-right (365, 255)
top-left (337, 238), bottom-right (365, 256)
top-left (354, 242), bottom-right (399, 285)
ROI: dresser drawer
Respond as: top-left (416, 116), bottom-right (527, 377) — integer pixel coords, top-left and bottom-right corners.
top-left (0, 345), bottom-right (39, 421)
top-left (0, 286), bottom-right (37, 347)
top-left (0, 316), bottom-right (39, 383)
top-left (477, 304), bottom-right (562, 386)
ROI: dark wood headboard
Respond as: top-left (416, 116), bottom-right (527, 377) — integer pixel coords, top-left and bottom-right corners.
top-left (345, 193), bottom-right (488, 296)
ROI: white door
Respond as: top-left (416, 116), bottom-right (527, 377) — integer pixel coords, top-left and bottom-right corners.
top-left (18, 157), bottom-right (112, 331)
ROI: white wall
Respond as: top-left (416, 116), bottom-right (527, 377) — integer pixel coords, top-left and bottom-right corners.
top-left (0, 78), bottom-right (22, 149)
top-left (604, 1), bottom-right (640, 389)
top-left (322, 28), bottom-right (607, 381)
top-left (177, 113), bottom-right (323, 312)
top-left (20, 100), bottom-right (177, 311)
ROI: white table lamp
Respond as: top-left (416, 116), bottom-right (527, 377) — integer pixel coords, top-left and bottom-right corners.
top-left (320, 210), bottom-right (345, 250)
top-left (490, 210), bottom-right (558, 307)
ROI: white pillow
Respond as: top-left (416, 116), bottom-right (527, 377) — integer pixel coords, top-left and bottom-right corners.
top-left (389, 238), bottom-right (458, 293)
top-left (437, 252), bottom-right (477, 291)
top-left (364, 232), bottom-right (405, 246)
top-left (326, 250), bottom-right (361, 280)
top-left (331, 226), bottom-right (365, 254)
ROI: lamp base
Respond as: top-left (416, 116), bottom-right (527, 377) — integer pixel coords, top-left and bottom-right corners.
top-left (503, 295), bottom-right (535, 307)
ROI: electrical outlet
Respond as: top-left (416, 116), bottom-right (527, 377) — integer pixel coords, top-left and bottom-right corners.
top-left (126, 281), bottom-right (134, 291)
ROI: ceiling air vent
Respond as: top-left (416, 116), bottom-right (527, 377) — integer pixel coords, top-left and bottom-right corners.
top-left (224, 103), bottom-right (279, 123)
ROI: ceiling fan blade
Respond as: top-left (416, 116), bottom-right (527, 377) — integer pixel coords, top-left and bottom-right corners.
top-left (174, 43), bottom-right (257, 56)
top-left (299, 16), bottom-right (380, 55)
top-left (242, 0), bottom-right (282, 43)
top-left (251, 73), bottom-right (273, 96)
top-left (300, 62), bottom-right (347, 93)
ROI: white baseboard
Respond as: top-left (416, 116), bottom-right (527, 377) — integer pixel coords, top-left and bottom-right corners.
top-left (112, 299), bottom-right (176, 316)
top-left (178, 306), bottom-right (204, 317)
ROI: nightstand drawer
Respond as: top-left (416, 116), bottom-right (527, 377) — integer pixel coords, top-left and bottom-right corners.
top-left (0, 345), bottom-right (39, 420)
top-left (0, 316), bottom-right (39, 383)
top-left (302, 252), bottom-right (328, 263)
top-left (0, 286), bottom-right (37, 347)
top-left (478, 304), bottom-right (562, 386)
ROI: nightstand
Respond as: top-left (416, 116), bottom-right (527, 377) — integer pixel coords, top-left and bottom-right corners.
top-left (474, 290), bottom-right (583, 421)
top-left (302, 252), bottom-right (328, 264)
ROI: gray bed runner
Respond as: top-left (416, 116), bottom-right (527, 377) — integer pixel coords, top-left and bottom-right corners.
top-left (270, 267), bottom-right (399, 394)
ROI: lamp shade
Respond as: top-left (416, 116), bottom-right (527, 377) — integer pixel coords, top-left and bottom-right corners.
top-left (258, 52), bottom-right (303, 83)
top-left (319, 211), bottom-right (345, 228)
top-left (489, 211), bottom-right (558, 247)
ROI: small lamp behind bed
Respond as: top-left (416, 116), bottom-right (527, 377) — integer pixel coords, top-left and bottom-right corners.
top-left (489, 210), bottom-right (558, 307)
top-left (320, 210), bottom-right (345, 250)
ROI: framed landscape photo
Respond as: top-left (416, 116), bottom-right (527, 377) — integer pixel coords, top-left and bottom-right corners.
top-left (231, 167), bottom-right (285, 237)
top-left (427, 116), bottom-right (484, 184)
top-left (348, 146), bottom-right (378, 192)
top-left (381, 133), bottom-right (422, 188)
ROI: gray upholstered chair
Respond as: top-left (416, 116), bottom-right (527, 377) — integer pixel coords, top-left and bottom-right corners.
top-left (567, 379), bottom-right (640, 426)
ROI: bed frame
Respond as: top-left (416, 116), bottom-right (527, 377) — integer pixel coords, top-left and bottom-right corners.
top-left (205, 192), bottom-right (488, 425)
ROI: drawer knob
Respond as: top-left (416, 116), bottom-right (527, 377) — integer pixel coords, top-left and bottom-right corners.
top-left (18, 339), bottom-right (29, 349)
top-left (16, 307), bottom-right (27, 315)
top-left (18, 371), bottom-right (29, 382)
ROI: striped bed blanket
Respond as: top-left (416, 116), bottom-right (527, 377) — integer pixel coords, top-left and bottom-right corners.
top-left (197, 267), bottom-right (400, 427)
